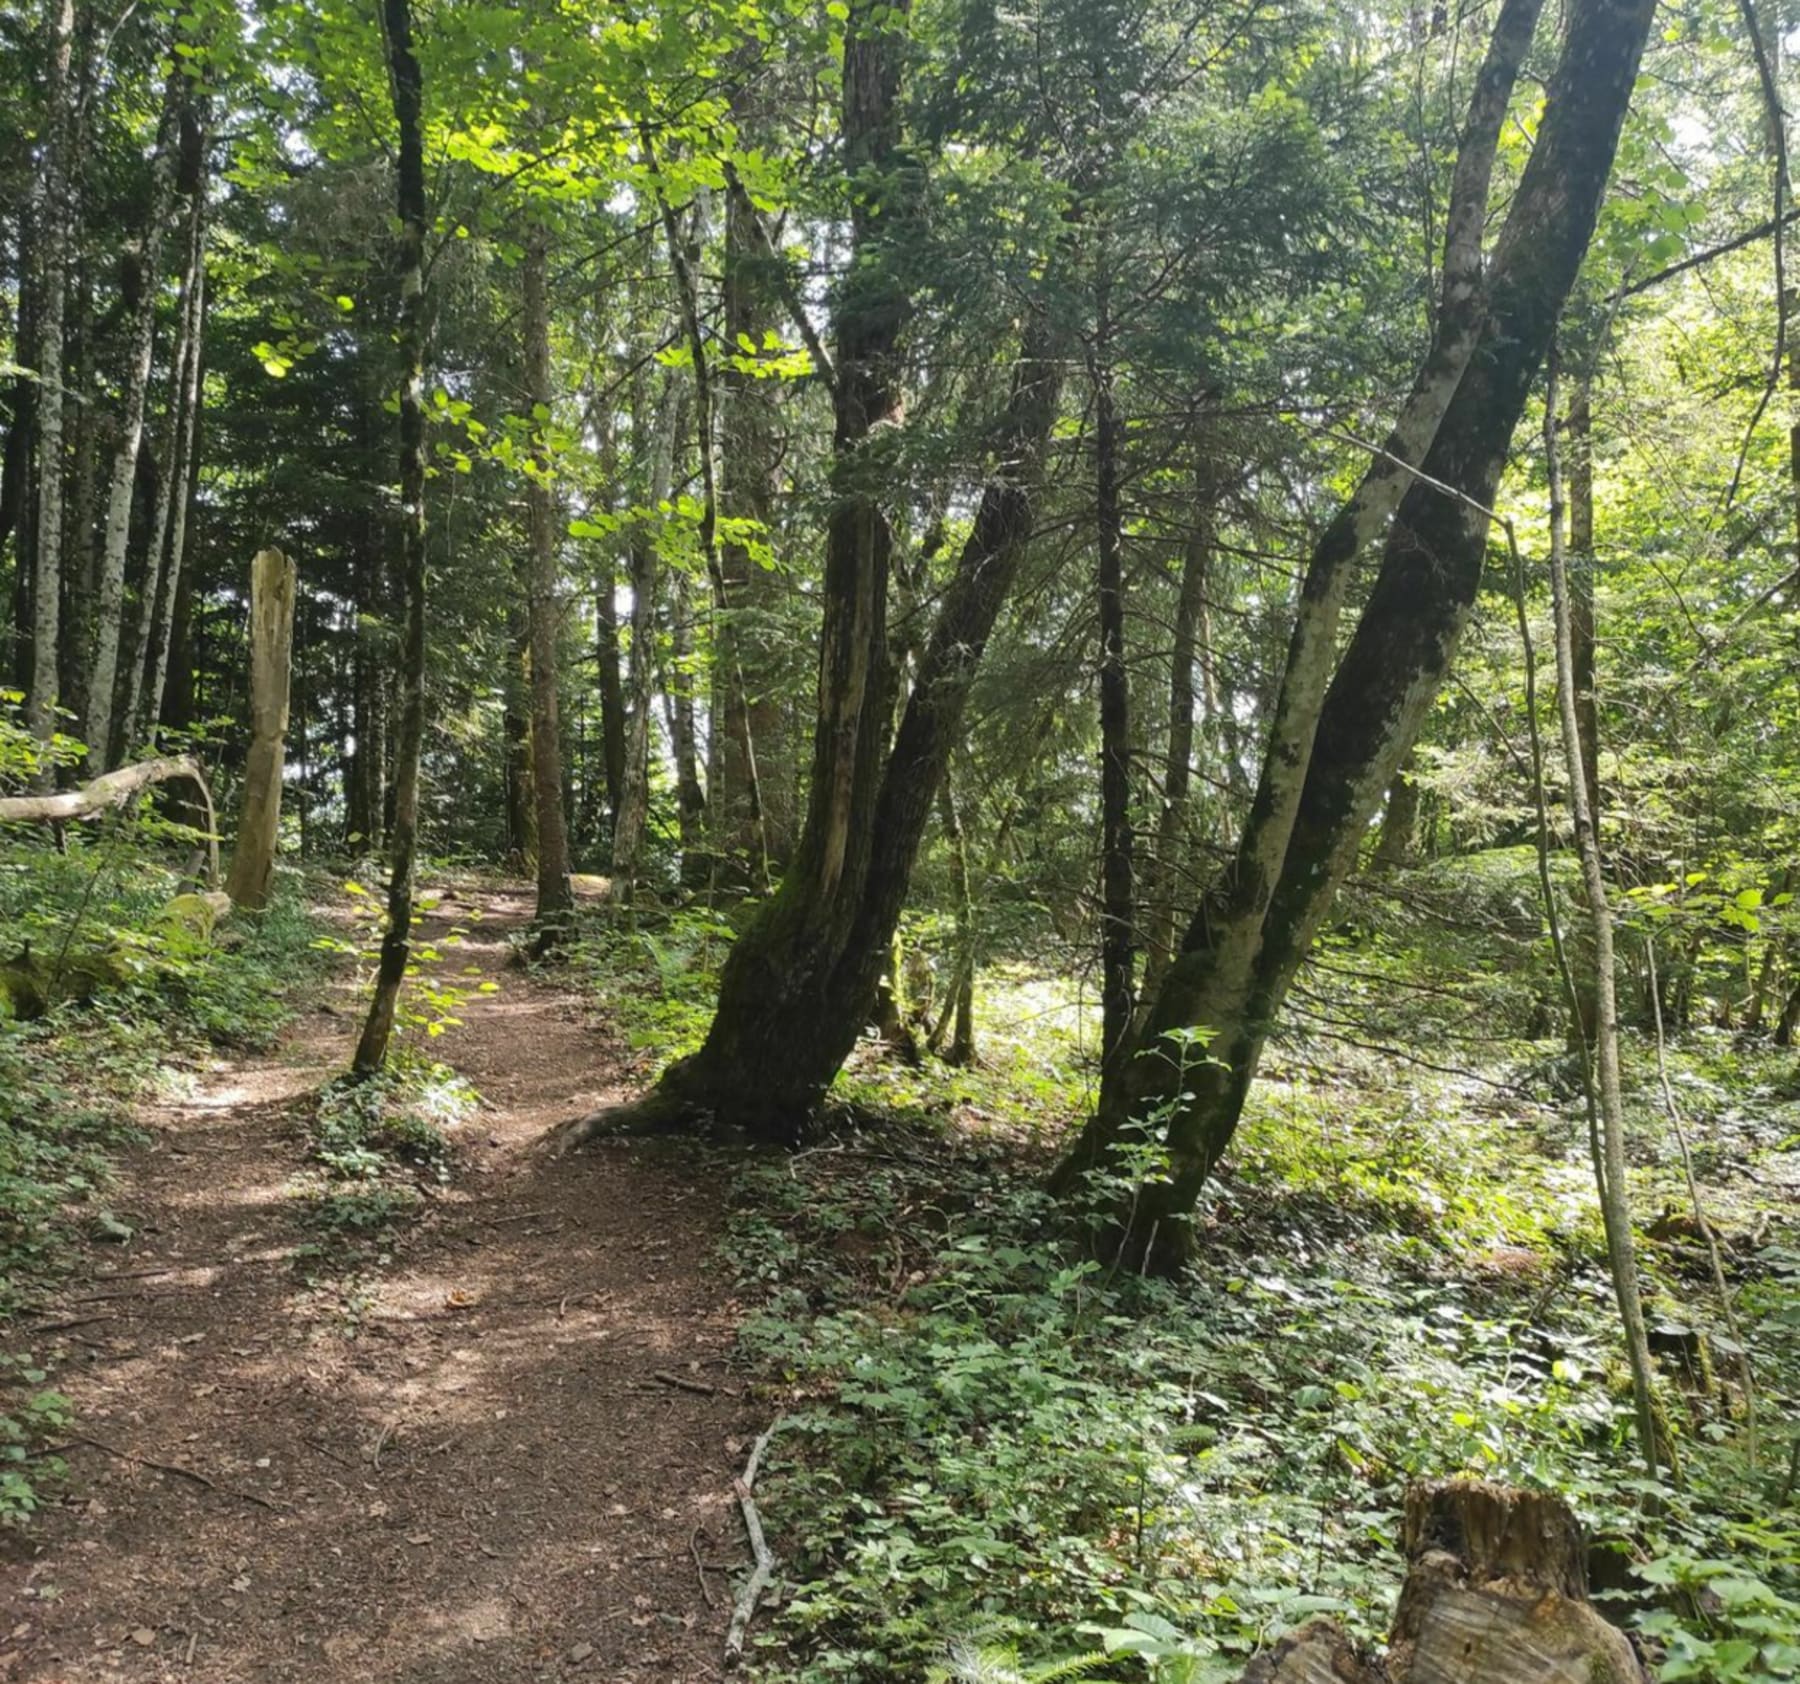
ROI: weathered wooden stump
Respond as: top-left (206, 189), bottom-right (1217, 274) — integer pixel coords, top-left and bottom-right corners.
top-left (1231, 1480), bottom-right (1645, 1684)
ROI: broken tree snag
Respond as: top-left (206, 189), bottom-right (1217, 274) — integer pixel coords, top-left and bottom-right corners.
top-left (225, 548), bottom-right (299, 910)
top-left (1236, 1616), bottom-right (1378, 1684)
top-left (0, 754), bottom-right (221, 884)
top-left (1227, 1481), bottom-right (1645, 1684)
top-left (1387, 1479), bottom-right (1645, 1684)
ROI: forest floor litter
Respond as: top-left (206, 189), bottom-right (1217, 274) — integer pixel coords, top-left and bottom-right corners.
top-left (0, 882), bottom-right (756, 1683)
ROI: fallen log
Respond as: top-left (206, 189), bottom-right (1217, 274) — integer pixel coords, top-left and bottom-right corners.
top-left (1234, 1479), bottom-right (1646, 1684)
top-left (0, 753), bottom-right (220, 884)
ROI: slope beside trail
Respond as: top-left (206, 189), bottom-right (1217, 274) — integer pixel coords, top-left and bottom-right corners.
top-left (2, 883), bottom-right (759, 1684)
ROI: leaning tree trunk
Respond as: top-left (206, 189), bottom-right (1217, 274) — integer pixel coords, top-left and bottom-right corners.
top-left (521, 231), bottom-right (574, 927)
top-left (224, 548), bottom-right (297, 911)
top-left (86, 61), bottom-right (184, 770)
top-left (25, 0), bottom-right (77, 775)
top-left (1052, 0), bottom-right (1656, 1272)
top-left (353, 0), bottom-right (430, 1077)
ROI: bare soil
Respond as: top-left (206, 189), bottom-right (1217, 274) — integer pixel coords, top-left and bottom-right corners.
top-left (2, 884), bottom-right (759, 1683)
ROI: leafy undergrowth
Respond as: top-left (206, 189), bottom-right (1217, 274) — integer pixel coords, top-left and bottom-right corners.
top-left (293, 1054), bottom-right (477, 1274)
top-left (728, 1042), bottom-right (1800, 1684)
top-left (0, 840), bottom-right (329, 1522)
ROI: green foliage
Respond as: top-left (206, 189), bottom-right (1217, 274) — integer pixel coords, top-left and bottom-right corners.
top-left (0, 1352), bottom-right (70, 1528)
top-left (294, 1053), bottom-right (476, 1267)
top-left (724, 999), bottom-right (1797, 1682)
top-left (0, 832), bottom-right (328, 1521)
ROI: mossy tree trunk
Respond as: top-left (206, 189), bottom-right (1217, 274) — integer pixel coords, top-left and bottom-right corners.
top-left (1050, 0), bottom-right (1656, 1271)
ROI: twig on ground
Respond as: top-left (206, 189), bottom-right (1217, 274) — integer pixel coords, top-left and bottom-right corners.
top-left (724, 1416), bottom-right (785, 1670)
top-left (691, 1523), bottom-right (717, 1610)
top-left (71, 1431), bottom-right (282, 1512)
top-left (653, 1369), bottom-right (717, 1397)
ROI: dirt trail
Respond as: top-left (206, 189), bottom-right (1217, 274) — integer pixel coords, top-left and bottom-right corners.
top-left (2, 885), bottom-right (757, 1684)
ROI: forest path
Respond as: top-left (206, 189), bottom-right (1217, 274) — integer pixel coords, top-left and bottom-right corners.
top-left (3, 882), bottom-right (755, 1684)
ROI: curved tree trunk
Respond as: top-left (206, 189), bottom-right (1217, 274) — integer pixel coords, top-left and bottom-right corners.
top-left (1052, 0), bottom-right (1656, 1272)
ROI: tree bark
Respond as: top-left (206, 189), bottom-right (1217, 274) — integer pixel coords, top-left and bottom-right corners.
top-left (1051, 0), bottom-right (1655, 1271)
top-left (1373, 750), bottom-right (1421, 870)
top-left (224, 548), bottom-right (297, 911)
top-left (25, 0), bottom-right (77, 775)
top-left (561, 306), bottom-right (1062, 1146)
top-left (610, 367), bottom-right (678, 899)
top-left (717, 163), bottom-right (792, 881)
top-left (1544, 352), bottom-right (1661, 1481)
top-left (86, 60), bottom-right (184, 770)
top-left (522, 231), bottom-right (573, 925)
top-left (353, 0), bottom-right (430, 1077)
top-left (122, 120), bottom-right (206, 758)
top-left (1141, 474), bottom-right (1216, 995)
top-left (1094, 344), bottom-right (1135, 1110)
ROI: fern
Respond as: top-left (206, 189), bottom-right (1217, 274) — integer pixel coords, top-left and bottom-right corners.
top-left (929, 1638), bottom-right (1118, 1684)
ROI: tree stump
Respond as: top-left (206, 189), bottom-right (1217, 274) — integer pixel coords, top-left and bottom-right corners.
top-left (1231, 1480), bottom-right (1645, 1684)
top-left (224, 548), bottom-right (297, 910)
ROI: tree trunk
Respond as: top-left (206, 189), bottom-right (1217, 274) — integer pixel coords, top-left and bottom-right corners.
top-left (224, 548), bottom-right (297, 910)
top-left (1141, 474), bottom-right (1215, 995)
top-left (141, 173), bottom-right (207, 749)
top-left (502, 609), bottom-right (535, 871)
top-left (1373, 750), bottom-right (1422, 870)
top-left (122, 124), bottom-right (205, 757)
top-left (522, 232), bottom-right (573, 925)
top-left (594, 543), bottom-right (625, 831)
top-left (668, 569), bottom-right (709, 887)
top-left (611, 368), bottom-right (678, 899)
top-left (1543, 353), bottom-right (1661, 1481)
top-left (1094, 345), bottom-right (1135, 1109)
top-left (561, 307), bottom-right (1062, 1145)
top-left (1232, 1481), bottom-right (1644, 1684)
top-left (647, 162), bottom-right (769, 896)
top-left (717, 163), bottom-right (792, 881)
top-left (26, 0), bottom-right (77, 775)
top-left (86, 61), bottom-right (184, 770)
top-left (353, 0), bottom-right (430, 1077)
top-left (1050, 0), bottom-right (1654, 1271)
top-left (930, 763), bottom-right (977, 1066)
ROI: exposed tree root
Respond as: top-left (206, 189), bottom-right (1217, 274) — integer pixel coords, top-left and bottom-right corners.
top-left (543, 1087), bottom-right (702, 1154)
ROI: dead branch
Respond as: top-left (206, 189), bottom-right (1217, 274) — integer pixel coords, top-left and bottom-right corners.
top-left (0, 754), bottom-right (220, 883)
top-left (70, 1430), bottom-right (282, 1512)
top-left (724, 1416), bottom-right (784, 1670)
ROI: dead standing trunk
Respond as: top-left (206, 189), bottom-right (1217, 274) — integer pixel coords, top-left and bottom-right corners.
top-left (522, 232), bottom-right (574, 926)
top-left (1051, 0), bottom-right (1656, 1271)
top-left (353, 0), bottom-right (430, 1077)
top-left (224, 547), bottom-right (297, 911)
